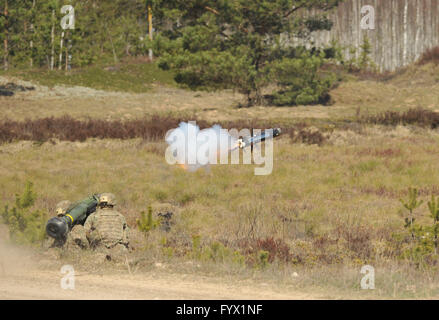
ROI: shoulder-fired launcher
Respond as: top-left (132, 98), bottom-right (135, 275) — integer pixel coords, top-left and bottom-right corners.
top-left (46, 194), bottom-right (100, 240)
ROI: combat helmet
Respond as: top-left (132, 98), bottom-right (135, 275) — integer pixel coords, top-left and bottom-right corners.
top-left (98, 193), bottom-right (117, 207)
top-left (56, 200), bottom-right (72, 216)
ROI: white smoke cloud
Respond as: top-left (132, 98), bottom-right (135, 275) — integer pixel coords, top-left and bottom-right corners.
top-left (165, 121), bottom-right (237, 172)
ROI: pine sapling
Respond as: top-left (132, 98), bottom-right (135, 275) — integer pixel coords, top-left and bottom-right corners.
top-left (400, 187), bottom-right (423, 240)
top-left (428, 195), bottom-right (439, 254)
top-left (136, 206), bottom-right (158, 235)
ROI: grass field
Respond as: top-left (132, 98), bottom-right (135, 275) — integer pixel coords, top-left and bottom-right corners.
top-left (1, 62), bottom-right (438, 124)
top-left (2, 125), bottom-right (439, 297)
top-left (1, 61), bottom-right (439, 298)
top-left (0, 58), bottom-right (176, 93)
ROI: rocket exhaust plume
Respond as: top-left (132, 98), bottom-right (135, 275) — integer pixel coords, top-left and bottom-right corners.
top-left (165, 122), bottom-right (281, 171)
top-left (166, 122), bottom-right (234, 172)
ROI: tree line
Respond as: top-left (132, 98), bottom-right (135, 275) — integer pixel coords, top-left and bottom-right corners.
top-left (0, 0), bottom-right (151, 70)
top-left (1, 0), bottom-right (345, 106)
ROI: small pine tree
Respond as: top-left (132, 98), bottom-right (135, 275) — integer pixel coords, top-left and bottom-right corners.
top-left (400, 187), bottom-right (424, 240)
top-left (15, 181), bottom-right (36, 209)
top-left (428, 195), bottom-right (439, 254)
top-left (1, 181), bottom-right (47, 245)
top-left (347, 46), bottom-right (358, 71)
top-left (258, 250), bottom-right (269, 269)
top-left (191, 234), bottom-right (201, 259)
top-left (358, 36), bottom-right (375, 71)
top-left (136, 205), bottom-right (158, 234)
top-left (346, 37), bottom-right (376, 72)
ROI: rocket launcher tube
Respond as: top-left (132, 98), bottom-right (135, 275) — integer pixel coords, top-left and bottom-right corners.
top-left (46, 194), bottom-right (100, 240)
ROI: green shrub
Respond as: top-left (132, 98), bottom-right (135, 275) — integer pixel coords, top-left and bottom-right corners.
top-left (346, 36), bottom-right (376, 72)
top-left (203, 241), bottom-right (245, 265)
top-left (428, 195), bottom-right (439, 254)
top-left (270, 53), bottom-right (337, 106)
top-left (162, 246), bottom-right (175, 259)
top-left (1, 181), bottom-right (47, 245)
top-left (189, 234), bottom-right (202, 260)
top-left (396, 190), bottom-right (439, 266)
top-left (185, 237), bottom-right (246, 266)
top-left (257, 250), bottom-right (270, 269)
top-left (400, 187), bottom-right (424, 240)
top-left (399, 225), bottom-right (436, 267)
top-left (136, 206), bottom-right (159, 234)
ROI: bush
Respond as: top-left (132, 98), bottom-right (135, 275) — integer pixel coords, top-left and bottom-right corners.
top-left (335, 222), bottom-right (373, 260)
top-left (0, 116), bottom-right (334, 149)
top-left (395, 189), bottom-right (439, 267)
top-left (257, 250), bottom-right (270, 269)
top-left (398, 225), bottom-right (437, 267)
top-left (238, 237), bottom-right (291, 266)
top-left (1, 181), bottom-right (47, 245)
top-left (0, 115), bottom-right (210, 144)
top-left (270, 54), bottom-right (337, 106)
top-left (202, 241), bottom-right (245, 265)
top-left (363, 108), bottom-right (439, 129)
top-left (345, 36), bottom-right (377, 73)
top-left (417, 46), bottom-right (439, 66)
top-left (288, 126), bottom-right (327, 146)
top-left (0, 116), bottom-right (281, 144)
top-left (136, 206), bottom-right (159, 234)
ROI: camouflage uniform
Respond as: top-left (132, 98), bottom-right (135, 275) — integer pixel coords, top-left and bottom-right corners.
top-left (84, 209), bottom-right (129, 249)
top-left (65, 225), bottom-right (89, 250)
top-left (84, 193), bottom-right (129, 261)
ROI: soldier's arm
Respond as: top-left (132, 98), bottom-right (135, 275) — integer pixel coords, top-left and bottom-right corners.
top-left (85, 213), bottom-right (103, 247)
top-left (84, 213), bottom-right (94, 231)
top-left (84, 213), bottom-right (98, 240)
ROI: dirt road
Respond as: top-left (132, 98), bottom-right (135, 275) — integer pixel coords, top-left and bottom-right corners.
top-left (0, 239), bottom-right (319, 300)
top-left (0, 268), bottom-right (320, 300)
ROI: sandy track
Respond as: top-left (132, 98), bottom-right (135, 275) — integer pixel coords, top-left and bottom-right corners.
top-left (0, 268), bottom-right (318, 300)
top-left (0, 237), bottom-right (317, 300)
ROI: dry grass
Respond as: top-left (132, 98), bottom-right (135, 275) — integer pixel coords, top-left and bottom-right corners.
top-left (2, 125), bottom-right (439, 297)
top-left (0, 115), bottom-right (203, 144)
top-left (362, 108), bottom-right (439, 129)
top-left (1, 62), bottom-right (439, 124)
top-left (2, 62), bottom-right (439, 298)
top-left (0, 115), bottom-right (325, 145)
top-left (0, 108), bottom-right (436, 148)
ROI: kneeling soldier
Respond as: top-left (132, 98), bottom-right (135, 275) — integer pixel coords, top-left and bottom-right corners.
top-left (84, 193), bottom-right (129, 259)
